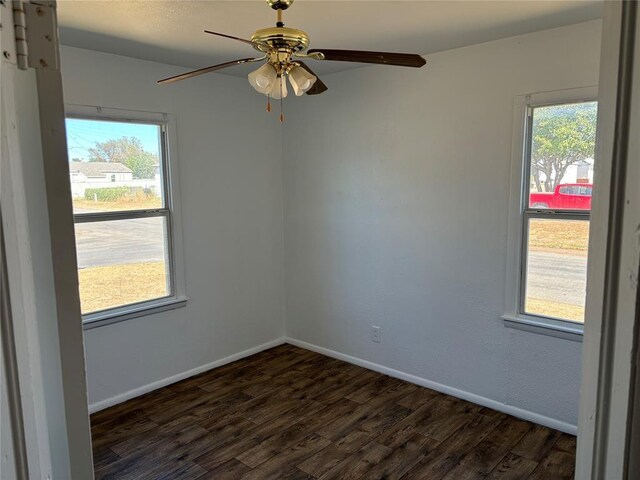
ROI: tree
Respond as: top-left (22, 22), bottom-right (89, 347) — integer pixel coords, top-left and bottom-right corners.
top-left (531, 103), bottom-right (597, 192)
top-left (87, 137), bottom-right (157, 179)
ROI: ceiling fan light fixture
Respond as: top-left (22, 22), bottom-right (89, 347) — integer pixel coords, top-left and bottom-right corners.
top-left (288, 65), bottom-right (317, 96)
top-left (159, 0), bottom-right (426, 115)
top-left (269, 75), bottom-right (288, 99)
top-left (248, 63), bottom-right (277, 94)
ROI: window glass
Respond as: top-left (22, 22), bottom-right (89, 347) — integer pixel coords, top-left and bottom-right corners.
top-left (75, 217), bottom-right (171, 314)
top-left (66, 118), bottom-right (164, 213)
top-left (527, 102), bottom-right (597, 211)
top-left (524, 217), bottom-right (589, 323)
top-left (66, 116), bottom-right (174, 317)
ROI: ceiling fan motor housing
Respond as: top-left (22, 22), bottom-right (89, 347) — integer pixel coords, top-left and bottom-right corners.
top-left (266, 0), bottom-right (294, 10)
top-left (251, 27), bottom-right (310, 53)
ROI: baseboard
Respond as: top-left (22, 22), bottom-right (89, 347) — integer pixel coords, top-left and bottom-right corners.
top-left (89, 337), bottom-right (286, 413)
top-left (285, 337), bottom-right (578, 435)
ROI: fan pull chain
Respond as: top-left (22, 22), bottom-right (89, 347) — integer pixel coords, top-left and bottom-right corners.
top-left (266, 96), bottom-right (271, 113)
top-left (279, 77), bottom-right (285, 123)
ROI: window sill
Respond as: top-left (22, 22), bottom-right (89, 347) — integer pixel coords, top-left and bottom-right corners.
top-left (82, 296), bottom-right (188, 330)
top-left (502, 314), bottom-right (584, 342)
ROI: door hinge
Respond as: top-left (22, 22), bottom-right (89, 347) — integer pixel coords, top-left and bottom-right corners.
top-left (2, 1), bottom-right (58, 70)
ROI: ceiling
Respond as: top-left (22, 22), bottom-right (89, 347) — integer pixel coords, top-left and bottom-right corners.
top-left (57, 0), bottom-right (603, 78)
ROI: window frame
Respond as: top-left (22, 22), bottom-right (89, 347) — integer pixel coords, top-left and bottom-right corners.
top-left (503, 87), bottom-right (597, 342)
top-left (65, 105), bottom-right (187, 329)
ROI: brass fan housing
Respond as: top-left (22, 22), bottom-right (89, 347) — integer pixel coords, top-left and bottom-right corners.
top-left (266, 0), bottom-right (294, 10)
top-left (251, 27), bottom-right (310, 53)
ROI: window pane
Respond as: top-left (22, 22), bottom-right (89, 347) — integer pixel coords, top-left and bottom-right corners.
top-left (66, 118), bottom-right (164, 213)
top-left (528, 101), bottom-right (597, 211)
top-left (524, 218), bottom-right (589, 323)
top-left (75, 216), bottom-right (171, 314)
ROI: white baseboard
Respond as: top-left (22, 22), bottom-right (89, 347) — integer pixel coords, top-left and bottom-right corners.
top-left (285, 337), bottom-right (577, 435)
top-left (89, 337), bottom-right (286, 413)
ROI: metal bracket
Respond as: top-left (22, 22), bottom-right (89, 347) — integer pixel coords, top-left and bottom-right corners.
top-left (3, 1), bottom-right (58, 70)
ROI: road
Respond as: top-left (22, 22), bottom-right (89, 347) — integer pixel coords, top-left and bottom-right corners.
top-left (75, 216), bottom-right (167, 269)
top-left (526, 250), bottom-right (587, 307)
top-left (75, 218), bottom-right (588, 308)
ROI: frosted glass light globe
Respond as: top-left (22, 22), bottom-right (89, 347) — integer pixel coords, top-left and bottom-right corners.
top-left (288, 65), bottom-right (317, 96)
top-left (269, 76), bottom-right (288, 99)
top-left (248, 63), bottom-right (277, 94)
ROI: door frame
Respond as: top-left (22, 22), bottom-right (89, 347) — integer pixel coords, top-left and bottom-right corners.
top-left (576, 1), bottom-right (640, 478)
top-left (1, 1), bottom-right (93, 478)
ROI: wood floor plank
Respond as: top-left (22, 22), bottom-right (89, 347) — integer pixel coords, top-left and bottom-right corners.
top-left (96, 418), bottom-right (245, 479)
top-left (238, 433), bottom-right (332, 480)
top-left (92, 447), bottom-right (120, 471)
top-left (297, 430), bottom-right (372, 477)
top-left (196, 459), bottom-right (252, 479)
top-left (553, 434), bottom-right (577, 454)
top-left (91, 414), bottom-right (159, 451)
top-left (197, 369), bottom-right (272, 394)
top-left (527, 449), bottom-right (576, 480)
top-left (511, 424), bottom-right (562, 462)
top-left (318, 440), bottom-right (393, 480)
top-left (376, 398), bottom-right (443, 450)
top-left (108, 415), bottom-right (206, 457)
top-left (90, 388), bottom-right (176, 426)
top-left (255, 349), bottom-right (320, 377)
top-left (358, 403), bottom-right (414, 438)
top-left (235, 416), bottom-right (323, 468)
top-left (90, 345), bottom-right (575, 480)
top-left (419, 398), bottom-right (483, 441)
top-left (154, 461), bottom-right (208, 480)
top-left (401, 410), bottom-right (505, 480)
top-left (360, 434), bottom-right (439, 480)
top-left (145, 388), bottom-right (235, 425)
top-left (193, 399), bottom-right (326, 471)
top-left (346, 374), bottom-right (407, 404)
top-left (440, 416), bottom-right (532, 480)
top-left (314, 369), bottom-right (381, 404)
top-left (485, 453), bottom-right (538, 480)
top-left (317, 383), bottom-right (417, 440)
top-left (396, 387), bottom-right (440, 411)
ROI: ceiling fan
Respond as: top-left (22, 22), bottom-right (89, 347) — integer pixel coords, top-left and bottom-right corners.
top-left (158, 0), bottom-right (426, 120)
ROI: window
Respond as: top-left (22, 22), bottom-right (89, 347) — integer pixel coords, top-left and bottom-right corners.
top-left (65, 106), bottom-right (186, 327)
top-left (505, 88), bottom-right (597, 339)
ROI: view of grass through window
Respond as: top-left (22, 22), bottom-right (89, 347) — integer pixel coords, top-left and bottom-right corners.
top-left (67, 118), bottom-right (171, 314)
top-left (523, 101), bottom-right (597, 323)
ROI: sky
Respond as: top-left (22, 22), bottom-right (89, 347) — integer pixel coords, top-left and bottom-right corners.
top-left (66, 118), bottom-right (161, 162)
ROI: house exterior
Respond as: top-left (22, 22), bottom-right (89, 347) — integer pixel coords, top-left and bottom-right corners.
top-left (69, 161), bottom-right (133, 183)
top-left (68, 161), bottom-right (161, 198)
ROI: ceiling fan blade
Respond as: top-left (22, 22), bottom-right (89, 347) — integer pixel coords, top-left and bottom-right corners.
top-left (158, 58), bottom-right (261, 85)
top-left (296, 61), bottom-right (328, 95)
top-left (204, 30), bottom-right (270, 49)
top-left (307, 49), bottom-right (426, 68)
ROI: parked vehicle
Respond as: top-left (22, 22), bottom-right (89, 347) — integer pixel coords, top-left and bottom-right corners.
top-left (529, 183), bottom-right (592, 210)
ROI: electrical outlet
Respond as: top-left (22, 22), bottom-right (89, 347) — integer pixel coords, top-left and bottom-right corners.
top-left (371, 325), bottom-right (382, 343)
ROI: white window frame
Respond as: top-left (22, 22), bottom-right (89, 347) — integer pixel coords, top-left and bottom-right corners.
top-left (503, 86), bottom-right (597, 342)
top-left (65, 105), bottom-right (187, 329)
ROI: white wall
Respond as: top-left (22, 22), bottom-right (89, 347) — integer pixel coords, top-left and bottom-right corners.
top-left (60, 46), bottom-right (286, 408)
top-left (282, 21), bottom-right (601, 430)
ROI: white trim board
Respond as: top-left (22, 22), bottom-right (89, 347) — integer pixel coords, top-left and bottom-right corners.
top-left (88, 338), bottom-right (285, 413)
top-left (285, 337), bottom-right (577, 435)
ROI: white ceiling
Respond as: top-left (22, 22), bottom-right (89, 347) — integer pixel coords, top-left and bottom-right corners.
top-left (57, 0), bottom-right (603, 78)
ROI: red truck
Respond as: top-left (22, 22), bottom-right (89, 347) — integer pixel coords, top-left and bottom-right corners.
top-left (529, 183), bottom-right (592, 210)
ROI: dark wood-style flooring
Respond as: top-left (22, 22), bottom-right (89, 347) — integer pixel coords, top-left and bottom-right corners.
top-left (91, 344), bottom-right (576, 479)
